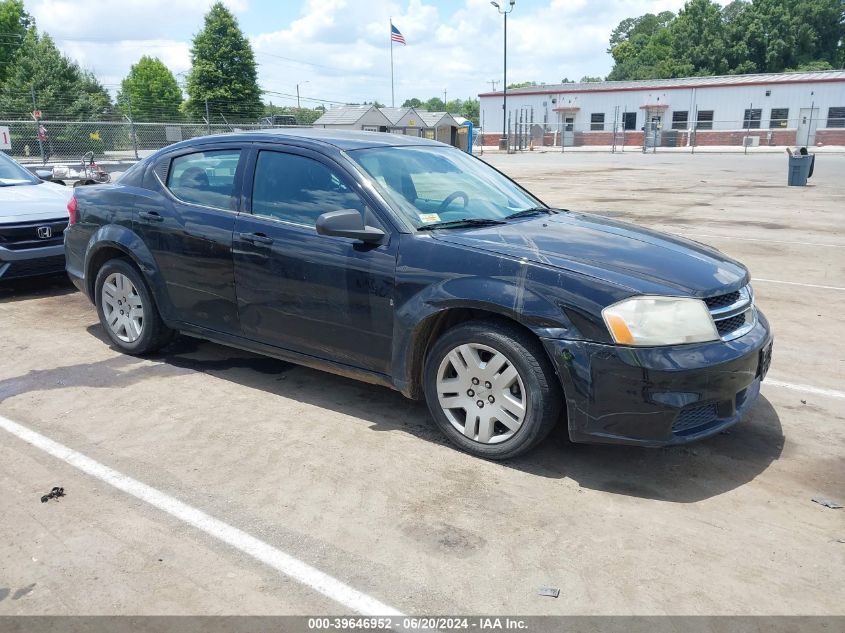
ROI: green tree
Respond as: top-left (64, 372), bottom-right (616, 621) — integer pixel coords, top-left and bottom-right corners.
top-left (460, 98), bottom-right (479, 125)
top-left (0, 28), bottom-right (111, 120)
top-left (607, 0), bottom-right (844, 79)
top-left (185, 2), bottom-right (262, 122)
top-left (506, 81), bottom-right (537, 89)
top-left (606, 11), bottom-right (679, 79)
top-left (732, 0), bottom-right (843, 72)
top-left (579, 75), bottom-right (604, 82)
top-left (445, 98), bottom-right (463, 113)
top-left (670, 0), bottom-right (729, 75)
top-left (401, 97), bottom-right (423, 108)
top-left (263, 103), bottom-right (324, 125)
top-left (424, 97), bottom-right (445, 111)
top-left (117, 56), bottom-right (183, 122)
top-left (0, 0), bottom-right (31, 85)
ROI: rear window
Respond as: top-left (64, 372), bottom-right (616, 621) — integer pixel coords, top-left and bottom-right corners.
top-left (166, 150), bottom-right (241, 210)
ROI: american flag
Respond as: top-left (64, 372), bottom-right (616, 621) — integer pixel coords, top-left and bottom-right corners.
top-left (391, 24), bottom-right (406, 45)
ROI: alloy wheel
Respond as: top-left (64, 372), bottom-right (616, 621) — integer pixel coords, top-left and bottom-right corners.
top-left (101, 272), bottom-right (144, 343)
top-left (435, 343), bottom-right (527, 444)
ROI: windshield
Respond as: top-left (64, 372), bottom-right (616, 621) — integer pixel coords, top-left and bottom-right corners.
top-left (347, 145), bottom-right (545, 229)
top-left (0, 152), bottom-right (40, 186)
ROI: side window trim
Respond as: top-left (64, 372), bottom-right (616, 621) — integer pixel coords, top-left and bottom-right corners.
top-left (157, 145), bottom-right (246, 213)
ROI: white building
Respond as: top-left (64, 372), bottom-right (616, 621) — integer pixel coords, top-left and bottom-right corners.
top-left (478, 70), bottom-right (845, 148)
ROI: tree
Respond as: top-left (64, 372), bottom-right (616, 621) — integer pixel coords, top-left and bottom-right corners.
top-left (263, 103), bottom-right (324, 125)
top-left (607, 0), bottom-right (844, 79)
top-left (670, 0), bottom-right (729, 76)
top-left (506, 81), bottom-right (537, 89)
top-left (424, 97), bottom-right (445, 111)
top-left (0, 28), bottom-right (111, 120)
top-left (460, 98), bottom-right (479, 125)
top-left (117, 56), bottom-right (183, 122)
top-left (401, 98), bottom-right (423, 108)
top-left (185, 2), bottom-right (262, 122)
top-left (0, 0), bottom-right (31, 85)
top-left (579, 75), bottom-right (604, 82)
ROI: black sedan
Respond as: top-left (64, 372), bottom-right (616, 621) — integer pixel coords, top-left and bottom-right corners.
top-left (64, 130), bottom-right (772, 459)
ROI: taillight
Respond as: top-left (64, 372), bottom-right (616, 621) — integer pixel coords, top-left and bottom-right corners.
top-left (67, 196), bottom-right (78, 225)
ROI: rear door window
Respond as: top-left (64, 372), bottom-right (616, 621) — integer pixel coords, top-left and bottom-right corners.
top-left (166, 150), bottom-right (241, 210)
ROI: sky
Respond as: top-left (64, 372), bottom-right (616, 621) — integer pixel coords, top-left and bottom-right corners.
top-left (23, 0), bottom-right (697, 108)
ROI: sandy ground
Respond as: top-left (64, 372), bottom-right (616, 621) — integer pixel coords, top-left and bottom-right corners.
top-left (0, 152), bottom-right (842, 616)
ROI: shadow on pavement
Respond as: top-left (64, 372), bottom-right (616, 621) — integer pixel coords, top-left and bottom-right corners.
top-left (1, 327), bottom-right (783, 505)
top-left (0, 274), bottom-right (75, 304)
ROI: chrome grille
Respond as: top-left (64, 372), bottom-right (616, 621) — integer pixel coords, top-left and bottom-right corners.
top-left (705, 285), bottom-right (755, 341)
top-left (704, 290), bottom-right (740, 310)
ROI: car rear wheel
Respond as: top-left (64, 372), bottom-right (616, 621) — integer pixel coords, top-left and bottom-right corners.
top-left (94, 258), bottom-right (173, 355)
top-left (423, 320), bottom-right (562, 460)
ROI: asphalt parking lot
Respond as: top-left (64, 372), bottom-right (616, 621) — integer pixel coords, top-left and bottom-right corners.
top-left (1, 151), bottom-right (843, 617)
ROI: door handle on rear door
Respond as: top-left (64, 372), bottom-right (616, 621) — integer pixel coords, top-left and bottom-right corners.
top-left (239, 232), bottom-right (274, 245)
top-left (138, 210), bottom-right (164, 222)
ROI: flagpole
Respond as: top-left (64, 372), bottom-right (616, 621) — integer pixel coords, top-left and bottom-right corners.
top-left (390, 17), bottom-right (395, 107)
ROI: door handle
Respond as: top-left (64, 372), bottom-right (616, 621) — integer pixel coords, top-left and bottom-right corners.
top-left (239, 232), bottom-right (274, 245)
top-left (138, 210), bottom-right (164, 222)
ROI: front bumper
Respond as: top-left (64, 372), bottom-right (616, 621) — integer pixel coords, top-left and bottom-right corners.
top-left (542, 311), bottom-right (773, 446)
top-left (0, 244), bottom-right (66, 280)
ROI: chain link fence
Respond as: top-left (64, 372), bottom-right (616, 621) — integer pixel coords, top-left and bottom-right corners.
top-left (481, 111), bottom-right (845, 153)
top-left (0, 119), bottom-right (307, 166)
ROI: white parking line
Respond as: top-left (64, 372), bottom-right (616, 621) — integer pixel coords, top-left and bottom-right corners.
top-left (680, 233), bottom-right (845, 249)
top-left (765, 379), bottom-right (845, 401)
top-left (0, 413), bottom-right (404, 617)
top-left (753, 278), bottom-right (845, 292)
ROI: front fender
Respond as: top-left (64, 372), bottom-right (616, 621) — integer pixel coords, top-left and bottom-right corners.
top-left (84, 225), bottom-right (174, 321)
top-left (391, 275), bottom-right (579, 397)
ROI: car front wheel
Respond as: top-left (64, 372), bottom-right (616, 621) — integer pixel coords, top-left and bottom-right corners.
top-left (423, 320), bottom-right (563, 460)
top-left (94, 258), bottom-right (173, 355)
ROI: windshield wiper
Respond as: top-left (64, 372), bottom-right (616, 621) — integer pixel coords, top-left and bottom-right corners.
top-left (504, 207), bottom-right (556, 220)
top-left (417, 218), bottom-right (507, 231)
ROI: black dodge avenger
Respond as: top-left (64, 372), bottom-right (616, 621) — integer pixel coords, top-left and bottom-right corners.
top-left (64, 130), bottom-right (773, 459)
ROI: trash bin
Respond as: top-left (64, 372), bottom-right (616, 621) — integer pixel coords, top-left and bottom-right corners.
top-left (787, 154), bottom-right (813, 186)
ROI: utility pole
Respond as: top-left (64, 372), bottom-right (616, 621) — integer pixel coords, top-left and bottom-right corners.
top-left (296, 81), bottom-right (309, 110)
top-left (443, 89), bottom-right (447, 108)
top-left (488, 80), bottom-right (499, 91)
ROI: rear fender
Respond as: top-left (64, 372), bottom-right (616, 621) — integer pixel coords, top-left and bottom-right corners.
top-left (84, 224), bottom-right (174, 321)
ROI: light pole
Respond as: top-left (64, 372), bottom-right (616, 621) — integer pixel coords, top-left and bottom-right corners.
top-left (491, 0), bottom-right (515, 150)
top-left (296, 81), bottom-right (310, 109)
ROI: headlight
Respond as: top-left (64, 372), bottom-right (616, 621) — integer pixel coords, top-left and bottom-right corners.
top-left (602, 296), bottom-right (719, 346)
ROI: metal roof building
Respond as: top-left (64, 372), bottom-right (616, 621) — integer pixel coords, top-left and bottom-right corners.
top-left (478, 70), bottom-right (845, 148)
top-left (380, 106), bottom-right (427, 136)
top-left (313, 105), bottom-right (392, 131)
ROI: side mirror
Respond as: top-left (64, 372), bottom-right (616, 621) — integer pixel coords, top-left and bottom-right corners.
top-left (316, 209), bottom-right (385, 243)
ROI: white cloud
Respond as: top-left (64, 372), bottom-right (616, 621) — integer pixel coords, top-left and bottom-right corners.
top-left (22, 0), bottom-right (699, 107)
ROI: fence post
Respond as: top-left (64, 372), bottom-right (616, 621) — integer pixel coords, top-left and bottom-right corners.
top-left (205, 99), bottom-right (211, 135)
top-left (744, 101), bottom-right (752, 155)
top-left (31, 87), bottom-right (45, 165)
top-left (126, 93), bottom-right (139, 160)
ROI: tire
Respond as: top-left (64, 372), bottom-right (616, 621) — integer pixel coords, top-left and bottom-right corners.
top-left (423, 320), bottom-right (563, 460)
top-left (94, 258), bottom-right (173, 355)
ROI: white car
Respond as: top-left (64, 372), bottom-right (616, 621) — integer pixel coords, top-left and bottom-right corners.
top-left (0, 152), bottom-right (73, 281)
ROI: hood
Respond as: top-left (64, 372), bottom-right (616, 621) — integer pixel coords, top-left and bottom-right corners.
top-left (0, 181), bottom-right (73, 223)
top-left (432, 211), bottom-right (749, 297)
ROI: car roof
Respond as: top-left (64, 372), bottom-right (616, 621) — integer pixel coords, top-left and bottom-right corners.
top-left (163, 128), bottom-right (446, 153)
